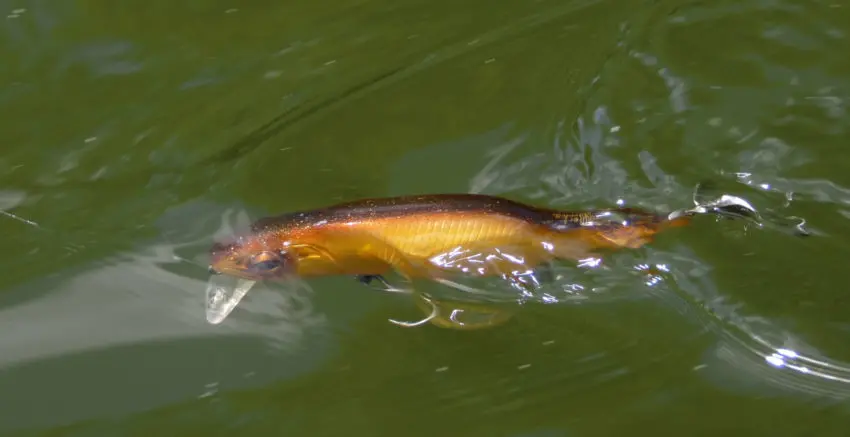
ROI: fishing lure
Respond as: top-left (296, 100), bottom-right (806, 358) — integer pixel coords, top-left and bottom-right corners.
top-left (205, 192), bottom-right (766, 328)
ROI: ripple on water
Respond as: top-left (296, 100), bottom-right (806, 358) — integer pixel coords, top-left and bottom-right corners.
top-left (621, 0), bottom-right (850, 403)
top-left (451, 56), bottom-right (850, 404)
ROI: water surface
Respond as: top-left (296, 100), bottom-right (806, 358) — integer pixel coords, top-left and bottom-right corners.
top-left (3, 0), bottom-right (850, 435)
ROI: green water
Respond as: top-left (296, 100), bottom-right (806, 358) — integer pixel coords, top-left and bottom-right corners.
top-left (3, 0), bottom-right (850, 435)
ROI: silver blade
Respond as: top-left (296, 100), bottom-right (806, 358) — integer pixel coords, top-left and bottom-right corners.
top-left (205, 275), bottom-right (257, 324)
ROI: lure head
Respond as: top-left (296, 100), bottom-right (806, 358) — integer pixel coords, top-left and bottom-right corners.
top-left (208, 233), bottom-right (296, 281)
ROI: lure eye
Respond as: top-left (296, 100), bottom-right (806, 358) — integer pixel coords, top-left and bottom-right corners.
top-left (248, 251), bottom-right (286, 273)
top-left (252, 259), bottom-right (281, 271)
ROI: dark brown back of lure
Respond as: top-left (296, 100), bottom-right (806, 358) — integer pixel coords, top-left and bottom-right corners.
top-left (248, 193), bottom-right (673, 234)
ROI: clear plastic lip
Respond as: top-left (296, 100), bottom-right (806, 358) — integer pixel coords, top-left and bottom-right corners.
top-left (205, 274), bottom-right (257, 324)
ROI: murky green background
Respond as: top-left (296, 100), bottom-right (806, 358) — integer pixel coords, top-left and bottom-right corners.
top-left (3, 0), bottom-right (850, 435)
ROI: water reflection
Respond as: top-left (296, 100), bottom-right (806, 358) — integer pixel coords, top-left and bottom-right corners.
top-left (0, 202), bottom-right (333, 430)
top-left (0, 232), bottom-right (325, 371)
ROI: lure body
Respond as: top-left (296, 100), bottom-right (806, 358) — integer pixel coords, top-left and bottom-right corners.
top-left (208, 193), bottom-right (689, 329)
top-left (209, 193), bottom-right (687, 281)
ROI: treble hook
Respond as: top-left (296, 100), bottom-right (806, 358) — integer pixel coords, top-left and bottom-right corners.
top-left (692, 181), bottom-right (704, 207)
top-left (669, 180), bottom-right (762, 223)
top-left (388, 294), bottom-right (438, 328)
top-left (670, 181), bottom-right (810, 236)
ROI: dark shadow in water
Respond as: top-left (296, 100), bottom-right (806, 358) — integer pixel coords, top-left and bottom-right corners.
top-left (204, 67), bottom-right (404, 164)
